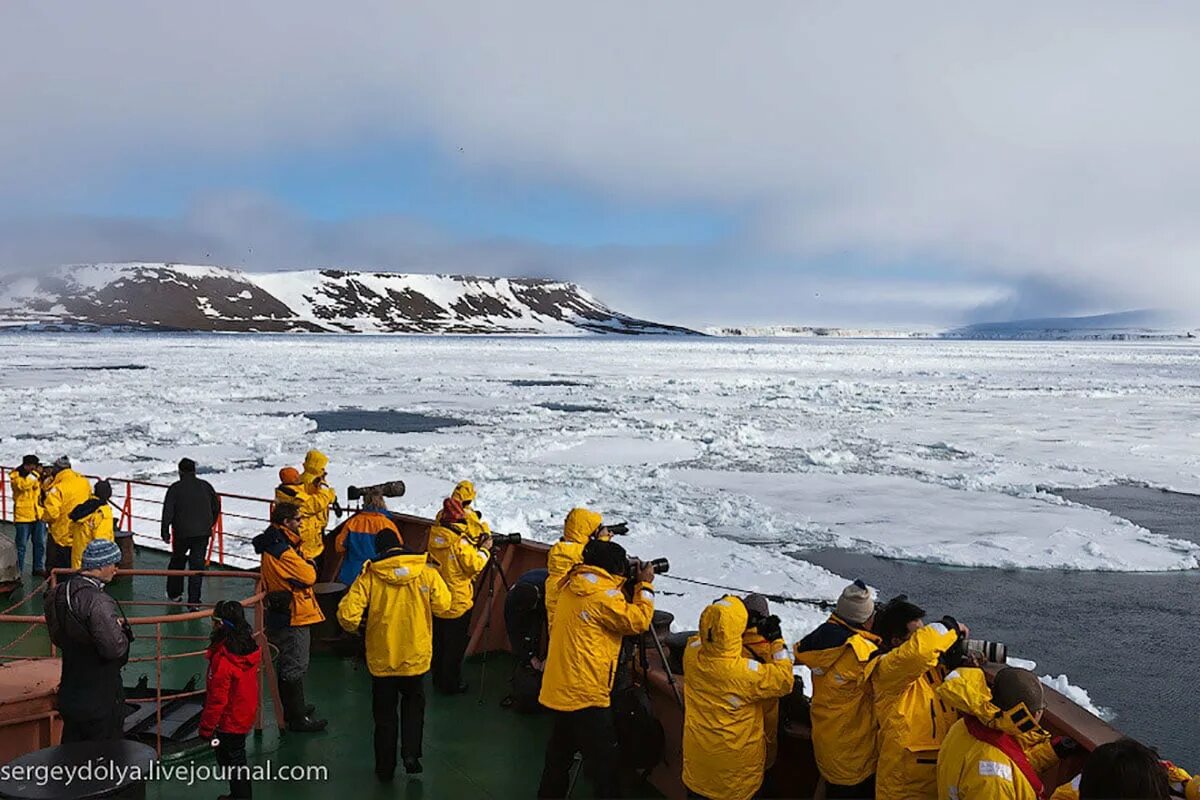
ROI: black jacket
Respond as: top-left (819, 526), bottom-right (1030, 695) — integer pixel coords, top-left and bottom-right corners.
top-left (44, 575), bottom-right (131, 720)
top-left (161, 475), bottom-right (220, 540)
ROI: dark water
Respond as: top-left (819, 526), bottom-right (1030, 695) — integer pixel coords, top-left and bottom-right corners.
top-left (536, 402), bottom-right (611, 413)
top-left (306, 409), bottom-right (469, 434)
top-left (508, 379), bottom-right (588, 388)
top-left (794, 485), bottom-right (1200, 765)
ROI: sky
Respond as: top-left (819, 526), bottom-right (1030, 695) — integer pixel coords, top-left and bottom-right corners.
top-left (1, 2), bottom-right (1199, 328)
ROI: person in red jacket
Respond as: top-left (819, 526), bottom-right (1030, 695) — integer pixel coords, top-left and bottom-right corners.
top-left (199, 600), bottom-right (261, 800)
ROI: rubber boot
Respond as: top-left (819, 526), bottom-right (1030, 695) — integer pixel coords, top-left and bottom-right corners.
top-left (279, 678), bottom-right (327, 732)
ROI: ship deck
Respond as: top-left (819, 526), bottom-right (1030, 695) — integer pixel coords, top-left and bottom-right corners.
top-left (0, 541), bottom-right (610, 799)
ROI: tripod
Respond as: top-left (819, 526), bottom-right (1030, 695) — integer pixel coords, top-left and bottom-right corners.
top-left (473, 544), bottom-right (514, 705)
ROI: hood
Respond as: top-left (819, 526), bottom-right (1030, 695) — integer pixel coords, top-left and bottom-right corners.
top-left (52, 468), bottom-right (87, 488)
top-left (302, 449), bottom-right (328, 478)
top-left (209, 641), bottom-right (262, 668)
top-left (451, 480), bottom-right (476, 504)
top-left (698, 595), bottom-right (749, 658)
top-left (937, 668), bottom-right (1045, 742)
top-left (252, 525), bottom-right (295, 557)
top-left (795, 615), bottom-right (880, 669)
top-left (69, 496), bottom-right (107, 522)
top-left (368, 552), bottom-right (429, 585)
top-left (564, 564), bottom-right (623, 597)
top-left (563, 508), bottom-right (602, 544)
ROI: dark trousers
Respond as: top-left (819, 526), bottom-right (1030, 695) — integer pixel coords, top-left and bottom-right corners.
top-left (61, 707), bottom-right (125, 743)
top-left (537, 707), bottom-right (622, 799)
top-left (215, 731), bottom-right (251, 799)
top-left (372, 674), bottom-right (426, 775)
top-left (45, 538), bottom-right (71, 573)
top-left (431, 613), bottom-right (471, 692)
top-left (825, 774), bottom-right (876, 799)
top-left (166, 536), bottom-right (208, 603)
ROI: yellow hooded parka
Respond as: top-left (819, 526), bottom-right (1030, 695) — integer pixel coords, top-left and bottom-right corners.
top-left (545, 508), bottom-right (606, 631)
top-left (426, 521), bottom-right (490, 619)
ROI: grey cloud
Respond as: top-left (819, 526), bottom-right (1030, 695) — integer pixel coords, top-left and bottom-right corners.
top-left (2, 2), bottom-right (1198, 321)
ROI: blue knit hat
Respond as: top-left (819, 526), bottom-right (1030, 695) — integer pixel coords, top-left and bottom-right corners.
top-left (81, 539), bottom-right (121, 571)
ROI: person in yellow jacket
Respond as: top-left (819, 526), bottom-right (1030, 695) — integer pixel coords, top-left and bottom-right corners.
top-left (337, 528), bottom-right (451, 780)
top-left (67, 480), bottom-right (115, 571)
top-left (544, 507), bottom-right (613, 632)
top-left (537, 539), bottom-right (655, 798)
top-left (297, 449), bottom-right (337, 560)
top-left (41, 457), bottom-right (92, 572)
top-left (936, 666), bottom-right (1059, 800)
top-left (682, 595), bottom-right (795, 800)
top-left (251, 502), bottom-right (326, 733)
top-left (10, 455), bottom-right (47, 576)
top-left (435, 480), bottom-right (491, 540)
top-left (1049, 740), bottom-right (1198, 800)
top-left (741, 594), bottom-right (785, 771)
top-left (871, 597), bottom-right (968, 800)
top-left (794, 579), bottom-right (881, 799)
top-left (427, 497), bottom-right (491, 694)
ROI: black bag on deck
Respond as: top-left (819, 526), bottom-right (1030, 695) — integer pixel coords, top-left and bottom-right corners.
top-left (611, 685), bottom-right (665, 771)
top-left (507, 662), bottom-right (545, 714)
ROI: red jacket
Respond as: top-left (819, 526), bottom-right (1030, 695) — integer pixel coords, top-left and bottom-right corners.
top-left (199, 641), bottom-right (262, 737)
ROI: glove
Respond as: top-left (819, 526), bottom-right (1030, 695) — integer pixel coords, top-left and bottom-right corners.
top-left (332, 499), bottom-right (344, 519)
top-left (606, 522), bottom-right (629, 536)
top-left (757, 614), bottom-right (783, 643)
top-left (1053, 736), bottom-right (1083, 759)
top-left (940, 615), bottom-right (962, 640)
top-left (161, 531), bottom-right (171, 544)
top-left (121, 621), bottom-right (135, 642)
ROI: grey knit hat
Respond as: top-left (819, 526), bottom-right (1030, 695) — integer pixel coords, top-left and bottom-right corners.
top-left (81, 539), bottom-right (121, 571)
top-left (53, 456), bottom-right (71, 470)
top-left (743, 593), bottom-right (770, 620)
top-left (835, 579), bottom-right (874, 625)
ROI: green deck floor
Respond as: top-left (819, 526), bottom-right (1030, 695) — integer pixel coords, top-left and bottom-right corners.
top-left (1, 540), bottom-right (645, 799)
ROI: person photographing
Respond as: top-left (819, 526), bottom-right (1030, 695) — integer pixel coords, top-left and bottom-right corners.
top-left (427, 496), bottom-right (491, 694)
top-left (537, 539), bottom-right (654, 798)
top-left (10, 454), bottom-right (46, 576)
top-left (544, 507), bottom-right (621, 632)
top-left (43, 539), bottom-right (132, 742)
top-left (682, 595), bottom-right (794, 800)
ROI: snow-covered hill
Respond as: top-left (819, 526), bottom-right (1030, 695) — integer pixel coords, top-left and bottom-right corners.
top-left (942, 310), bottom-right (1199, 341)
top-left (0, 263), bottom-right (695, 335)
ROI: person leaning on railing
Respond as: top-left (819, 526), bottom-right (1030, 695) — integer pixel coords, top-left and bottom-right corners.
top-left (9, 454), bottom-right (47, 576)
top-left (40, 456), bottom-right (90, 572)
top-left (160, 457), bottom-right (220, 607)
top-left (682, 595), bottom-right (794, 800)
top-left (43, 539), bottom-right (132, 743)
top-left (252, 502), bottom-right (327, 733)
top-left (298, 449), bottom-right (338, 561)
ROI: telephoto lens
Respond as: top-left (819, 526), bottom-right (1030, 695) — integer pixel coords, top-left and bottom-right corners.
top-left (347, 480), bottom-right (407, 500)
top-left (606, 522), bottom-right (630, 536)
top-left (490, 533), bottom-right (522, 546)
top-left (964, 639), bottom-right (1007, 664)
top-left (645, 558), bottom-right (670, 575)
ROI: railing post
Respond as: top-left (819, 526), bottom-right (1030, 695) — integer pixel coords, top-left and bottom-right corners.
top-left (121, 480), bottom-right (133, 532)
top-left (1, 465), bottom-right (8, 522)
top-left (155, 621), bottom-right (163, 756)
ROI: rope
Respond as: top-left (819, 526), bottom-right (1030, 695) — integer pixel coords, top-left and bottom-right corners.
top-left (658, 574), bottom-right (837, 611)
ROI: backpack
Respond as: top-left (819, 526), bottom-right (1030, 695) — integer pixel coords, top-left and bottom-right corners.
top-left (505, 661), bottom-right (545, 714)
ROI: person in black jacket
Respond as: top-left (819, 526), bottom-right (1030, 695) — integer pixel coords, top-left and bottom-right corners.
top-left (44, 539), bottom-right (133, 742)
top-left (160, 458), bottom-right (220, 608)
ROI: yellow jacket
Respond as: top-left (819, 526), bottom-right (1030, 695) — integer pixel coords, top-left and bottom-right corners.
top-left (337, 551), bottom-right (452, 677)
top-left (683, 597), bottom-right (795, 800)
top-left (936, 669), bottom-right (1057, 800)
top-left (742, 628), bottom-right (782, 768)
top-left (69, 500), bottom-right (114, 570)
top-left (427, 522), bottom-right (490, 619)
top-left (545, 508), bottom-right (605, 631)
top-left (274, 479), bottom-right (332, 561)
top-left (794, 614), bottom-right (882, 786)
top-left (539, 565), bottom-right (654, 712)
top-left (872, 622), bottom-right (962, 800)
top-left (42, 469), bottom-right (92, 547)
top-left (10, 469), bottom-right (43, 523)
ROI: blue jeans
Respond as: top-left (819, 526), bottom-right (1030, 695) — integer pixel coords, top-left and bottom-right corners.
top-left (14, 521), bottom-right (46, 573)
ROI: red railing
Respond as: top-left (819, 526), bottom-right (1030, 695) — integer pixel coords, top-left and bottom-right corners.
top-left (1, 465), bottom-right (274, 569)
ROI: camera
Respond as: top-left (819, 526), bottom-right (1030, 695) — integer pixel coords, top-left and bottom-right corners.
top-left (943, 635), bottom-right (1007, 667)
top-left (490, 533), bottom-right (522, 546)
top-left (605, 522), bottom-right (629, 537)
top-left (347, 481), bottom-right (406, 500)
top-left (626, 557), bottom-right (670, 580)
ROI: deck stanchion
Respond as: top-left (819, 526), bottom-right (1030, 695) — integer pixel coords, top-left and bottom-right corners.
top-left (1, 466), bottom-right (8, 521)
top-left (155, 621), bottom-right (163, 756)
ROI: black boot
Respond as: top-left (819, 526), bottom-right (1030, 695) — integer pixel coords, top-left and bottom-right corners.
top-left (279, 678), bottom-right (327, 733)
